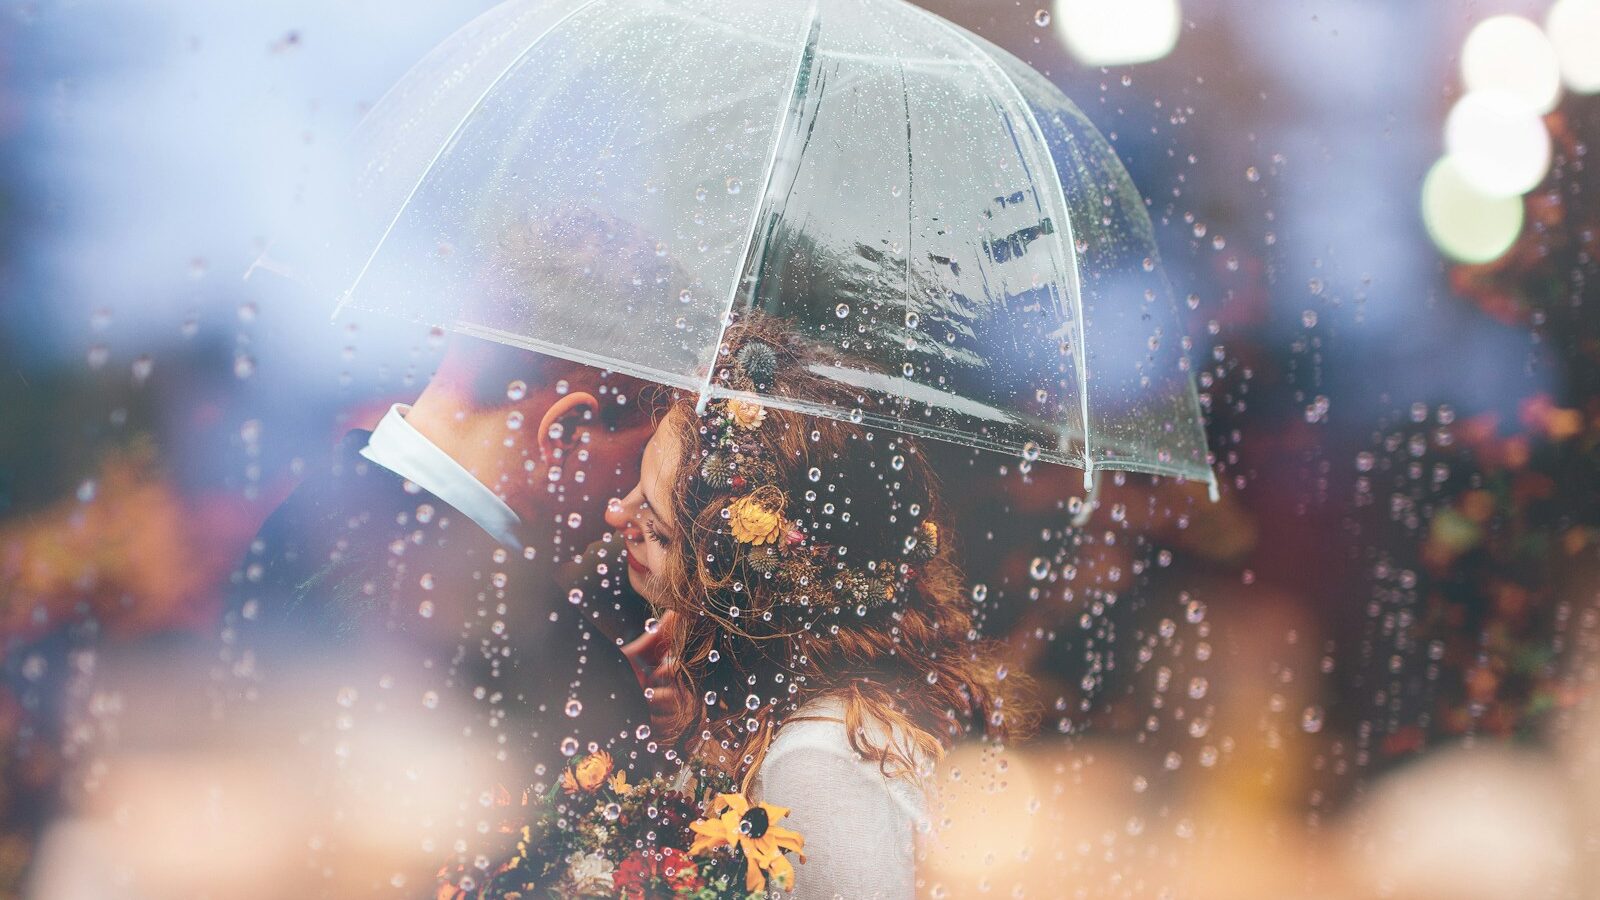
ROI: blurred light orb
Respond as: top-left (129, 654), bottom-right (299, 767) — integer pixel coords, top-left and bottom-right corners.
top-left (1547, 0), bottom-right (1600, 93)
top-left (1421, 157), bottom-right (1524, 264)
top-left (1345, 747), bottom-right (1576, 898)
top-left (1444, 90), bottom-right (1551, 197)
top-left (1461, 15), bottom-right (1562, 113)
top-left (1052, 0), bottom-right (1181, 67)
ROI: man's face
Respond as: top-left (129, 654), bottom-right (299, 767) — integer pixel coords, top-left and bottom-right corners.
top-left (531, 374), bottom-right (659, 548)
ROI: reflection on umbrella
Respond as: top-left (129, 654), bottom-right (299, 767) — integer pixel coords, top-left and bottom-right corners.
top-left (286, 0), bottom-right (1214, 497)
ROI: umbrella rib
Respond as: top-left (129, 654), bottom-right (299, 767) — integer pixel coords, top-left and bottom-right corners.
top-left (697, 0), bottom-right (823, 414)
top-left (335, 0), bottom-right (611, 318)
top-left (894, 0), bottom-right (1095, 491)
top-left (899, 61), bottom-right (915, 372)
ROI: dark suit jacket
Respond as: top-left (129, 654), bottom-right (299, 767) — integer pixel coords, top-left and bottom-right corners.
top-left (219, 431), bottom-right (649, 884)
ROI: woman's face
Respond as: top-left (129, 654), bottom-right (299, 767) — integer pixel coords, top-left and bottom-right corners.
top-left (604, 409), bottom-right (684, 606)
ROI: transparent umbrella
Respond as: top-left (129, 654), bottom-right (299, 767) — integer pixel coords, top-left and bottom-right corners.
top-left (296, 0), bottom-right (1214, 497)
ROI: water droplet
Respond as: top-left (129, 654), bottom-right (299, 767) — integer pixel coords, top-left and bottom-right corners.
top-left (835, 303), bottom-right (850, 319)
top-left (725, 177), bottom-right (742, 195)
top-left (971, 583), bottom-right (989, 603)
top-left (559, 736), bottom-right (580, 756)
top-left (1301, 706), bottom-right (1325, 733)
top-left (418, 600), bottom-right (434, 618)
top-left (1034, 8), bottom-right (1050, 26)
top-left (506, 380), bottom-right (527, 401)
top-left (506, 411), bottom-right (524, 431)
top-left (1028, 557), bottom-right (1050, 580)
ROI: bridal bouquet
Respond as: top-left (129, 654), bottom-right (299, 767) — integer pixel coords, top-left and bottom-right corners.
top-left (438, 751), bottom-right (805, 899)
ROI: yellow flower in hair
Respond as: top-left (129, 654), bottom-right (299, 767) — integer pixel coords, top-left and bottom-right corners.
top-left (608, 770), bottom-right (630, 794)
top-left (728, 493), bottom-right (784, 545)
top-left (687, 793), bottom-right (805, 893)
top-left (727, 398), bottom-right (767, 430)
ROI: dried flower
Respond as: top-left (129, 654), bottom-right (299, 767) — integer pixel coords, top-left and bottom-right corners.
top-left (564, 851), bottom-right (616, 895)
top-left (735, 341), bottom-right (779, 387)
top-left (728, 491), bottom-right (785, 545)
top-left (727, 398), bottom-right (767, 430)
top-left (700, 452), bottom-right (736, 488)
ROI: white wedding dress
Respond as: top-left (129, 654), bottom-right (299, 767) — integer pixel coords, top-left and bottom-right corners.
top-left (750, 696), bottom-right (928, 900)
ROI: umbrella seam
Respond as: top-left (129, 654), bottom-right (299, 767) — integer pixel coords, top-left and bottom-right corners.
top-left (697, 0), bottom-right (822, 415)
top-left (893, 0), bottom-right (1096, 490)
top-left (335, 0), bottom-right (611, 319)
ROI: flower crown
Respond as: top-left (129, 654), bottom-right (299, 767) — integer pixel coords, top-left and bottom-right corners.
top-left (692, 341), bottom-right (939, 610)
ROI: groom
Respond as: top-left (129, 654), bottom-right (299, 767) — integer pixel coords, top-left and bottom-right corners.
top-left (221, 336), bottom-right (656, 826)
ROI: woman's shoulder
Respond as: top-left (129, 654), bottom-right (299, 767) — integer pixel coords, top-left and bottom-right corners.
top-left (756, 697), bottom-right (928, 812)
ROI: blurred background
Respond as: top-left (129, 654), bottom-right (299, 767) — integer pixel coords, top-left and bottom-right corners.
top-left (3, 0), bottom-right (1600, 897)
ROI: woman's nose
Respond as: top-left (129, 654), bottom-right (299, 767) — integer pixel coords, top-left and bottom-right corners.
top-left (605, 492), bottom-right (636, 530)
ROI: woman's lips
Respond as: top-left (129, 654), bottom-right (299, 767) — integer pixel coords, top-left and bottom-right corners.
top-left (626, 549), bottom-right (651, 577)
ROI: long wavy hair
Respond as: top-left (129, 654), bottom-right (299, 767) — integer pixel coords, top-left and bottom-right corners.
top-left (648, 317), bottom-right (1033, 788)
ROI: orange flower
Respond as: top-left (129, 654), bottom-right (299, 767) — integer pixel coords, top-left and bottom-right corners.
top-left (727, 493), bottom-right (784, 545)
top-left (561, 750), bottom-right (613, 793)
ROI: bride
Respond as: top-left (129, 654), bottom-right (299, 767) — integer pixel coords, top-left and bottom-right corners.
top-left (603, 319), bottom-right (1032, 898)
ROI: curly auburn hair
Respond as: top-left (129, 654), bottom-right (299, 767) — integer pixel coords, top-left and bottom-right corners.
top-left (647, 316), bottom-right (1034, 787)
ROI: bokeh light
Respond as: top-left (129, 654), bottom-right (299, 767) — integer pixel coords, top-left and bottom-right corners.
top-left (1421, 156), bottom-right (1525, 264)
top-left (1460, 15), bottom-right (1562, 114)
top-left (1051, 0), bottom-right (1181, 67)
top-left (1546, 0), bottom-right (1600, 94)
top-left (1444, 90), bottom-right (1552, 198)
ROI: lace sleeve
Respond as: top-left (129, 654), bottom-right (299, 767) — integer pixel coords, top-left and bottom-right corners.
top-left (752, 741), bottom-right (921, 900)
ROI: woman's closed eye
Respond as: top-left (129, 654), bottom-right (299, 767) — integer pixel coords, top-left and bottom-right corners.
top-left (642, 520), bottom-right (670, 545)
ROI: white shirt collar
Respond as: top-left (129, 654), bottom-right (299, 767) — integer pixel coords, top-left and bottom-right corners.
top-left (359, 403), bottom-right (525, 551)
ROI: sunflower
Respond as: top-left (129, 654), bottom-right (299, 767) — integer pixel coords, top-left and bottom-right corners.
top-left (687, 792), bottom-right (805, 893)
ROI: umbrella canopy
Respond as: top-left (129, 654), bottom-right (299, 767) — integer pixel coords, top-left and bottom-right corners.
top-left (306, 0), bottom-right (1214, 495)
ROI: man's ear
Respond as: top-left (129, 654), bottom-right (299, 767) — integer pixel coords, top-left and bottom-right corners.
top-left (537, 391), bottom-right (600, 465)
